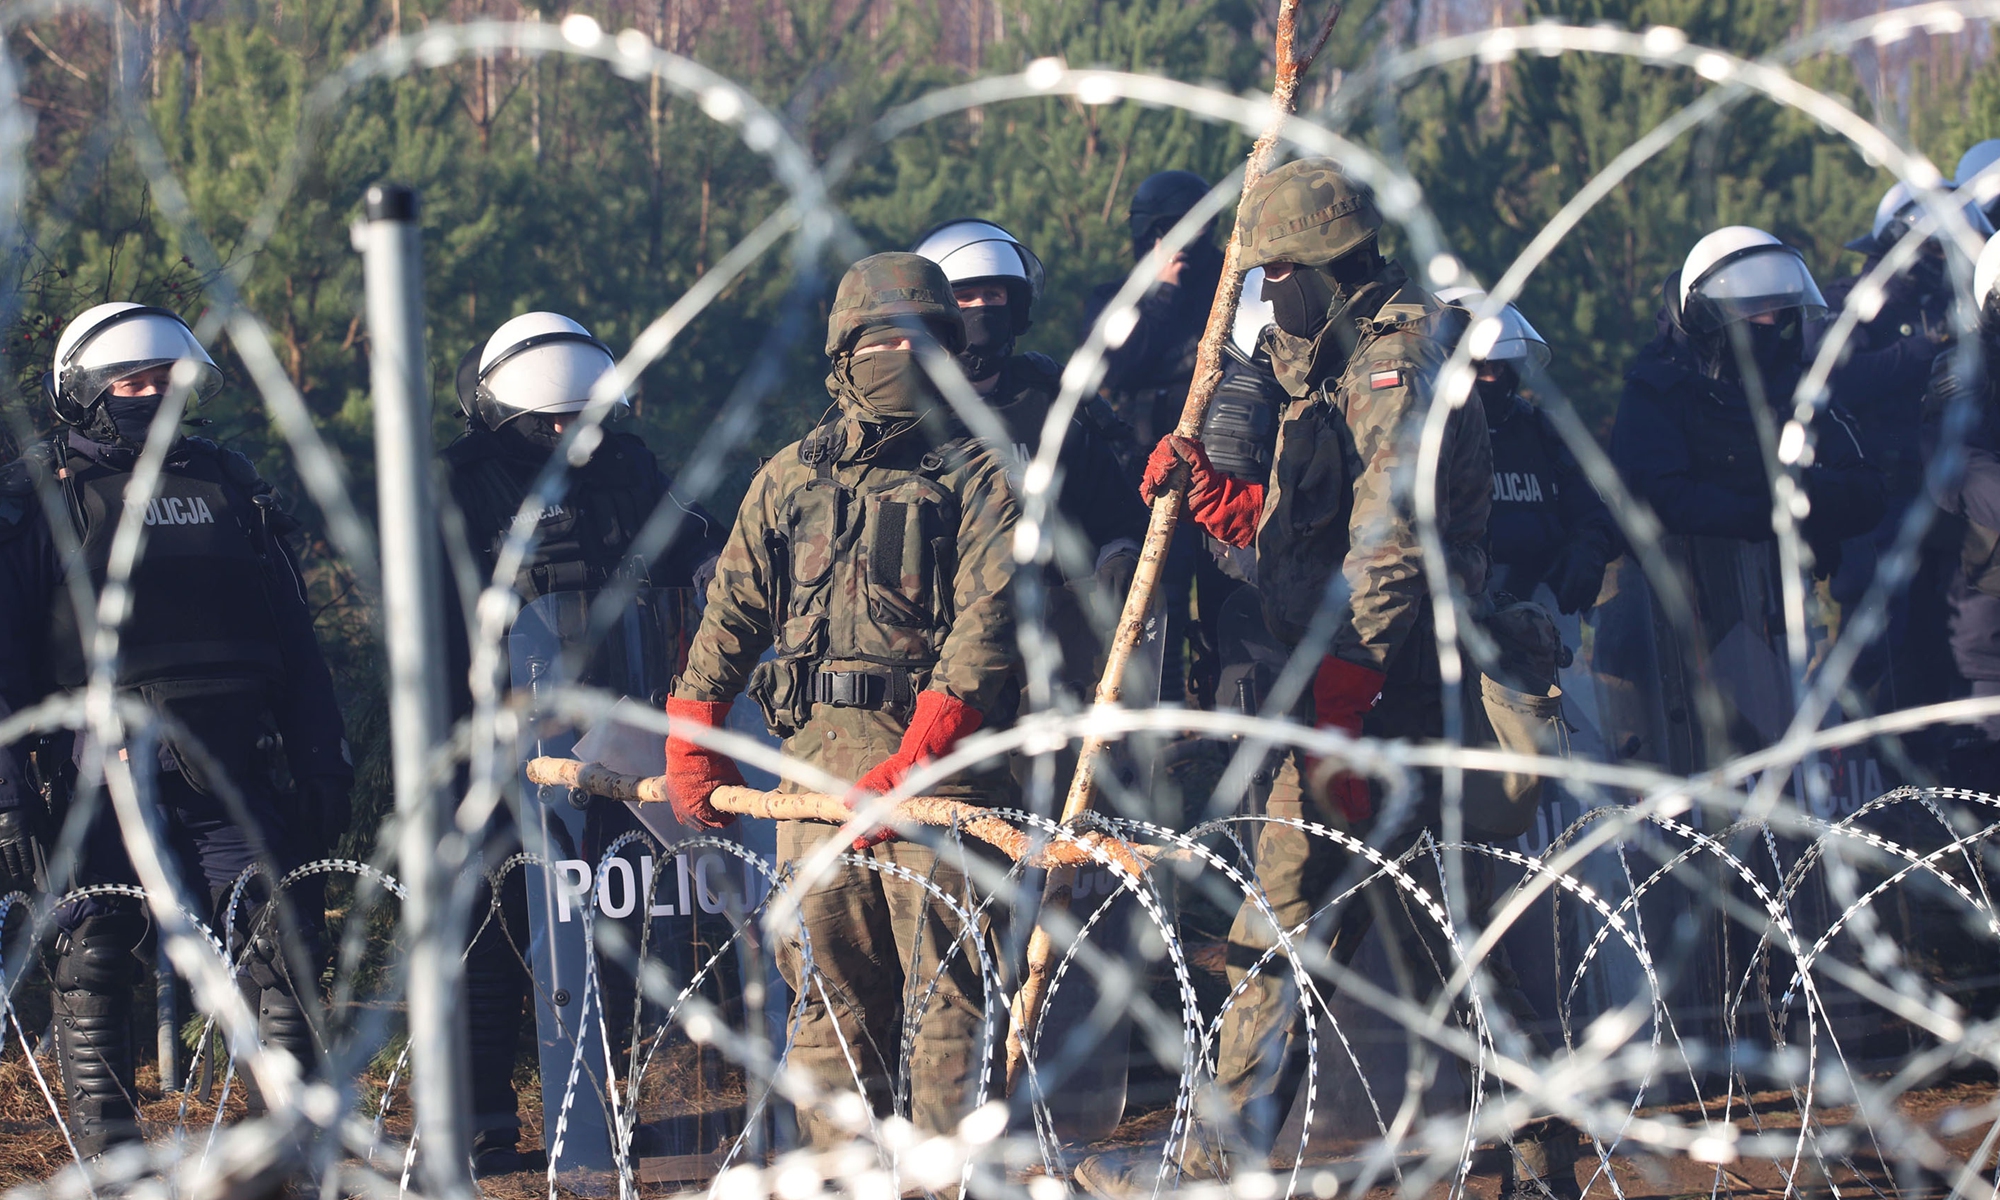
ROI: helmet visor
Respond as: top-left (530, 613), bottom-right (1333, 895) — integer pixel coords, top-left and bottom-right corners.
top-left (66, 356), bottom-right (223, 415)
top-left (1882, 194), bottom-right (1998, 253)
top-left (1687, 248), bottom-right (1827, 331)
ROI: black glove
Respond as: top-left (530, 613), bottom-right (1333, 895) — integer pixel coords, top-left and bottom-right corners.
top-left (299, 775), bottom-right (353, 858)
top-left (1545, 543), bottom-right (1610, 615)
top-left (0, 807), bottom-right (45, 896)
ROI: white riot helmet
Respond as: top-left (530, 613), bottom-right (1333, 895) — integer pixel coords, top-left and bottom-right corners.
top-left (909, 218), bottom-right (1045, 335)
top-left (455, 311), bottom-right (625, 433)
top-left (1975, 232), bottom-right (2000, 330)
top-left (1847, 181), bottom-right (1996, 255)
top-left (1434, 287), bottom-right (1552, 368)
top-left (1958, 141), bottom-right (2000, 214)
top-left (1229, 267), bottom-right (1276, 361)
top-left (45, 302), bottom-right (221, 428)
top-left (1678, 226), bottom-right (1827, 334)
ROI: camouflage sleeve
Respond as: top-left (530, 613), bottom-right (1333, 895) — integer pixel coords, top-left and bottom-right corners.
top-left (1332, 342), bottom-right (1484, 672)
top-left (672, 458), bottom-right (782, 703)
top-left (928, 451), bottom-right (1022, 715)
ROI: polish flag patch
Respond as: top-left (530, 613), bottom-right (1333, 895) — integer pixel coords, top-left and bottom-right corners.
top-left (1367, 367), bottom-right (1404, 390)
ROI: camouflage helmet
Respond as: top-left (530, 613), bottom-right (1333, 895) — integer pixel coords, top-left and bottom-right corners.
top-left (825, 252), bottom-right (967, 358)
top-left (1237, 158), bottom-right (1383, 271)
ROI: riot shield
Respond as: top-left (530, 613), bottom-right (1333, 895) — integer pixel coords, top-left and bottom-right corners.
top-left (510, 588), bottom-right (761, 1179)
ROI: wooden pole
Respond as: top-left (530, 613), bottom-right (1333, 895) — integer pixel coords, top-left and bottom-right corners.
top-left (524, 756), bottom-right (1155, 875)
top-left (1004, 0), bottom-right (1343, 1094)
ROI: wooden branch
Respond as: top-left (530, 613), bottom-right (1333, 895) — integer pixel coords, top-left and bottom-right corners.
top-left (1008, 0), bottom-right (1341, 1097)
top-left (524, 756), bottom-right (1154, 876)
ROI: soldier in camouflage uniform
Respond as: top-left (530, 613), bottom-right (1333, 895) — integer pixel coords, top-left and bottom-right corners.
top-left (663, 253), bottom-right (1020, 1148)
top-left (1077, 160), bottom-right (1580, 1199)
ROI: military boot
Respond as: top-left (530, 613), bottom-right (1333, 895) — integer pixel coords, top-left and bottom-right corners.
top-left (53, 987), bottom-right (141, 1158)
top-left (1072, 1136), bottom-right (1239, 1200)
top-left (1502, 1119), bottom-right (1583, 1200)
top-left (239, 979), bottom-right (319, 1116)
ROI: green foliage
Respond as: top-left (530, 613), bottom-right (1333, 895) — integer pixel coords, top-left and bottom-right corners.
top-left (10, 0), bottom-right (2000, 856)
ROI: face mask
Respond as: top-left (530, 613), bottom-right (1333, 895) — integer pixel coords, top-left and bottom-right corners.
top-left (502, 413), bottom-right (568, 450)
top-left (840, 348), bottom-right (940, 422)
top-left (957, 305), bottom-right (1013, 382)
top-left (1475, 364), bottom-right (1519, 410)
top-left (1746, 314), bottom-right (1802, 373)
top-left (1261, 266), bottom-right (1342, 339)
top-left (102, 394), bottom-right (166, 445)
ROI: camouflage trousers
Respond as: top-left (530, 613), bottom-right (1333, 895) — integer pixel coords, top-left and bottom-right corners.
top-left (1211, 750), bottom-right (1553, 1161)
top-left (774, 820), bottom-right (1006, 1149)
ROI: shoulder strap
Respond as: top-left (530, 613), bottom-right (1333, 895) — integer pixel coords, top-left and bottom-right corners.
top-left (799, 421), bottom-right (844, 480)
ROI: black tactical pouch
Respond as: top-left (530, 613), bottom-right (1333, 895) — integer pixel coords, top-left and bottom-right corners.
top-left (746, 658), bottom-right (808, 739)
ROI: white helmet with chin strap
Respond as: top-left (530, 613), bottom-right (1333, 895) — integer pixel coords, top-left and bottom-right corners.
top-left (1847, 181), bottom-right (1996, 254)
top-left (1678, 226), bottom-right (1827, 334)
top-left (1974, 232), bottom-right (2000, 328)
top-left (1958, 141), bottom-right (2000, 213)
top-left (45, 302), bottom-right (221, 427)
top-left (1434, 286), bottom-right (1552, 367)
top-left (455, 311), bottom-right (625, 433)
top-left (909, 219), bottom-right (1045, 335)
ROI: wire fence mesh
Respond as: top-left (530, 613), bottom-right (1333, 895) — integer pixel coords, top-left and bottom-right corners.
top-left (4, 4), bottom-right (2000, 1200)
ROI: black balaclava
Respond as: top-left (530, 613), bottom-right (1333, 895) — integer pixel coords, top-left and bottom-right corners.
top-left (1475, 362), bottom-right (1521, 414)
top-left (957, 304), bottom-right (1013, 382)
top-left (500, 413), bottom-right (571, 452)
top-left (1259, 238), bottom-right (1385, 340)
top-left (99, 395), bottom-right (166, 446)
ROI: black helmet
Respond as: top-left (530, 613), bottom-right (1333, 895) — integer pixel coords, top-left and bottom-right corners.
top-left (1128, 169), bottom-right (1214, 250)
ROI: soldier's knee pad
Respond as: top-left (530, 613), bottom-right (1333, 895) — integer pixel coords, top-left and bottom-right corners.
top-left (52, 911), bottom-right (147, 993)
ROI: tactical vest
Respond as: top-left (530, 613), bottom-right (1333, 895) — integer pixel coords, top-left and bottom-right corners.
top-left (1257, 294), bottom-right (1454, 647)
top-left (44, 438), bottom-right (287, 691)
top-left (1202, 354), bottom-right (1283, 482)
top-left (745, 421), bottom-right (975, 736)
top-left (443, 428), bottom-right (668, 599)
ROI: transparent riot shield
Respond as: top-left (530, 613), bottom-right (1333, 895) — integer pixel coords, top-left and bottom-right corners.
top-left (510, 588), bottom-right (763, 1179)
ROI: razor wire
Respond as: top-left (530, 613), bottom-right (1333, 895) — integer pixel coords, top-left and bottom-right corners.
top-left (5, 3), bottom-right (2000, 1200)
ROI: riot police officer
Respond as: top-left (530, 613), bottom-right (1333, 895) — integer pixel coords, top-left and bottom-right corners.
top-left (665, 253), bottom-right (1019, 1149)
top-left (911, 218), bottom-right (1146, 697)
top-left (1081, 159), bottom-right (1593, 1199)
top-left (1435, 288), bottom-right (1622, 612)
top-left (440, 311), bottom-right (722, 1174)
top-left (1613, 227), bottom-right (1884, 562)
top-left (1822, 187), bottom-right (1989, 711)
top-left (1081, 169), bottom-right (1232, 705)
top-left (0, 303), bottom-right (351, 1156)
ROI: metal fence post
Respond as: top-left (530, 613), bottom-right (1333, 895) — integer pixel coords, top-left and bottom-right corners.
top-left (359, 182), bottom-right (471, 1197)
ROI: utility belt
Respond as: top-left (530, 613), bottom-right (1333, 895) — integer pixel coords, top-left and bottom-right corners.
top-left (518, 556), bottom-right (650, 601)
top-left (746, 657), bottom-right (928, 738)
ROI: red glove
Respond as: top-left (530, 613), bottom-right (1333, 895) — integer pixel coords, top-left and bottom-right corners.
top-left (847, 691), bottom-right (985, 851)
top-left (1139, 435), bottom-right (1265, 549)
top-left (1304, 656), bottom-right (1386, 826)
top-left (664, 697), bottom-right (743, 830)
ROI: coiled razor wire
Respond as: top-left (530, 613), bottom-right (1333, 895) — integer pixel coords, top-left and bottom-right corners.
top-left (10, 2), bottom-right (2000, 1198)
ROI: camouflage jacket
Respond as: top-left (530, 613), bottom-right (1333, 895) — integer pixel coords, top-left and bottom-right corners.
top-left (1257, 269), bottom-right (1492, 671)
top-left (673, 413), bottom-right (1021, 797)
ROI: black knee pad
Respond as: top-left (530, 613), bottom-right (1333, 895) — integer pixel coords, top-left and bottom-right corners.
top-left (237, 896), bottom-right (324, 993)
top-left (52, 911), bottom-right (147, 994)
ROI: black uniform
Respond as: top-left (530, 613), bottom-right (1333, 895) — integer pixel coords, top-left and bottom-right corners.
top-left (1820, 257), bottom-right (1959, 710)
top-left (1079, 240), bottom-right (1230, 704)
top-left (1481, 387), bottom-right (1623, 608)
top-left (1612, 296), bottom-right (1885, 559)
top-left (439, 423), bottom-right (723, 1166)
top-left (0, 429), bottom-right (350, 1154)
